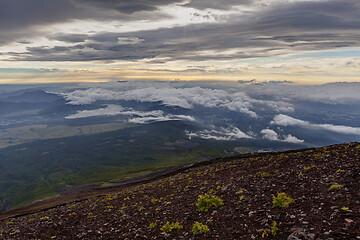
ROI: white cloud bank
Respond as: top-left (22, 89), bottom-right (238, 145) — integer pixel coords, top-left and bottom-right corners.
top-left (245, 82), bottom-right (360, 105)
top-left (61, 82), bottom-right (295, 118)
top-left (186, 127), bottom-right (252, 141)
top-left (65, 104), bottom-right (196, 124)
top-left (271, 114), bottom-right (360, 135)
top-left (260, 128), bottom-right (304, 144)
top-left (129, 114), bottom-right (196, 124)
top-left (65, 104), bottom-right (125, 119)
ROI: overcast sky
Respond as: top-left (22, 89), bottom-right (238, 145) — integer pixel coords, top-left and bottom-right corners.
top-left (0, 0), bottom-right (359, 84)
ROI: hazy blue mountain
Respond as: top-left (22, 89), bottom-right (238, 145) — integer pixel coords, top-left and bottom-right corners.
top-left (2, 90), bottom-right (62, 103)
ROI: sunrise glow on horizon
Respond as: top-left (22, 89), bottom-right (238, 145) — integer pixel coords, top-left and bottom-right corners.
top-left (1, 0), bottom-right (359, 84)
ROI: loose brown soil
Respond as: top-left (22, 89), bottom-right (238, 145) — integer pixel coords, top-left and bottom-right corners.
top-left (0, 142), bottom-right (359, 239)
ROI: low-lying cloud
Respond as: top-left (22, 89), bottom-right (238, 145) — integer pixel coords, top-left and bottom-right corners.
top-left (62, 82), bottom-right (295, 118)
top-left (60, 81), bottom-right (360, 145)
top-left (65, 104), bottom-right (196, 124)
top-left (244, 82), bottom-right (360, 105)
top-left (271, 114), bottom-right (360, 135)
top-left (260, 128), bottom-right (304, 143)
top-left (65, 104), bottom-right (125, 119)
top-left (129, 114), bottom-right (196, 124)
top-left (186, 127), bottom-right (252, 141)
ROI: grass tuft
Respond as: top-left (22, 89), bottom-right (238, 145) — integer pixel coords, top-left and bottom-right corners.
top-left (197, 194), bottom-right (224, 212)
top-left (273, 193), bottom-right (294, 208)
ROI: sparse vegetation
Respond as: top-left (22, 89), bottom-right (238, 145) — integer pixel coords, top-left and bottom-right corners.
top-left (261, 230), bottom-right (269, 238)
top-left (273, 193), bottom-right (294, 208)
top-left (39, 216), bottom-right (50, 221)
top-left (303, 165), bottom-right (315, 170)
top-left (160, 221), bottom-right (183, 233)
top-left (149, 221), bottom-right (157, 229)
top-left (329, 184), bottom-right (343, 190)
top-left (151, 198), bottom-right (159, 204)
top-left (197, 194), bottom-right (224, 212)
top-left (192, 222), bottom-right (209, 235)
top-left (271, 221), bottom-right (278, 236)
top-left (0, 143), bottom-right (358, 239)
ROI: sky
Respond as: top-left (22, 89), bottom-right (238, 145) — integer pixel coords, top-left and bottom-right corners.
top-left (0, 0), bottom-right (359, 84)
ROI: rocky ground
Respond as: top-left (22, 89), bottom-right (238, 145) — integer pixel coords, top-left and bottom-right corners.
top-left (0, 142), bottom-right (359, 239)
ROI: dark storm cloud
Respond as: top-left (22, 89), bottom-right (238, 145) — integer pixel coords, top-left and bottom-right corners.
top-left (5, 0), bottom-right (360, 62)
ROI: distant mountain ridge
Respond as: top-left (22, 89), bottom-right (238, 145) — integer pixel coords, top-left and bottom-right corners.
top-left (1, 90), bottom-right (62, 103)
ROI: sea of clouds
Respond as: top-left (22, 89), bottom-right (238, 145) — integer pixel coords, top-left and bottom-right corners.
top-left (60, 81), bottom-right (360, 145)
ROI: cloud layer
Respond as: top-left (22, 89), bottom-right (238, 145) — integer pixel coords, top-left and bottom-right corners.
top-left (272, 114), bottom-right (360, 135)
top-left (62, 82), bottom-right (296, 118)
top-left (186, 127), bottom-right (252, 141)
top-left (244, 82), bottom-right (360, 105)
top-left (2, 0), bottom-right (360, 64)
top-left (65, 104), bottom-right (196, 124)
top-left (261, 128), bottom-right (304, 143)
top-left (60, 81), bottom-right (360, 145)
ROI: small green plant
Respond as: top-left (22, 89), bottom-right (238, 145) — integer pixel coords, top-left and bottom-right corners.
top-left (151, 198), bottom-right (159, 204)
top-left (192, 222), bottom-right (209, 235)
top-left (261, 230), bottom-right (268, 238)
top-left (40, 216), bottom-right (50, 221)
top-left (197, 194), bottom-right (224, 212)
top-left (303, 165), bottom-right (315, 170)
top-left (68, 205), bottom-right (76, 209)
top-left (341, 207), bottom-right (349, 211)
top-left (329, 184), bottom-right (343, 190)
top-left (261, 172), bottom-right (270, 178)
top-left (273, 193), bottom-right (294, 208)
top-left (160, 222), bottom-right (183, 233)
top-left (68, 212), bottom-right (75, 217)
top-left (149, 221), bottom-right (158, 229)
top-left (271, 221), bottom-right (278, 236)
top-left (336, 169), bottom-right (343, 173)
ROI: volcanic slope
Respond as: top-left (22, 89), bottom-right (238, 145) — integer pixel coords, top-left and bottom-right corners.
top-left (0, 143), bottom-right (359, 239)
